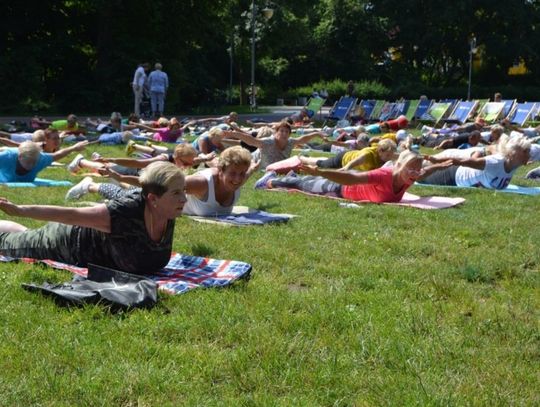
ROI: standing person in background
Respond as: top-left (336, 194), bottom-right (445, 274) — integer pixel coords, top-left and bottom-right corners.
top-left (148, 63), bottom-right (169, 118)
top-left (346, 80), bottom-right (355, 97)
top-left (132, 63), bottom-right (149, 116)
top-left (493, 92), bottom-right (502, 102)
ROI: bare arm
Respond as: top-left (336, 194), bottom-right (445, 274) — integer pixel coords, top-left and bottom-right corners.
top-left (132, 122), bottom-right (158, 132)
top-left (0, 138), bottom-right (20, 147)
top-left (97, 167), bottom-right (141, 187)
top-left (417, 160), bottom-right (454, 180)
top-left (293, 131), bottom-right (329, 146)
top-left (51, 141), bottom-right (88, 161)
top-left (300, 164), bottom-right (370, 185)
top-left (184, 173), bottom-right (209, 199)
top-left (452, 156), bottom-right (487, 170)
top-left (223, 130), bottom-right (264, 149)
top-left (94, 155), bottom-right (166, 168)
top-left (0, 198), bottom-right (111, 233)
top-left (341, 152), bottom-right (367, 171)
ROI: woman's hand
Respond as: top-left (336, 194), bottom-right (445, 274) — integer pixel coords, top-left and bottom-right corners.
top-left (0, 197), bottom-right (21, 216)
top-left (299, 164), bottom-right (319, 175)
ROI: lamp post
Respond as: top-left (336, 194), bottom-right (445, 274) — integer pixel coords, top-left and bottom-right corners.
top-left (249, 1), bottom-right (274, 111)
top-left (467, 35), bottom-right (477, 101)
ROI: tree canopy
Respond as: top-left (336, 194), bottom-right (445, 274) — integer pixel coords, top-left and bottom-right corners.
top-left (1, 0), bottom-right (539, 113)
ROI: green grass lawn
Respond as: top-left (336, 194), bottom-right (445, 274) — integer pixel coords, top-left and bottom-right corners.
top-left (0, 142), bottom-right (539, 406)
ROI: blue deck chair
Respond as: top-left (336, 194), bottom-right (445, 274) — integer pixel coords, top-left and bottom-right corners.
top-left (378, 102), bottom-right (397, 121)
top-left (442, 100), bottom-right (478, 125)
top-left (507, 102), bottom-right (536, 126)
top-left (325, 96), bottom-right (357, 125)
top-left (358, 99), bottom-right (376, 121)
top-left (413, 99), bottom-right (433, 121)
top-left (502, 99), bottom-right (516, 119)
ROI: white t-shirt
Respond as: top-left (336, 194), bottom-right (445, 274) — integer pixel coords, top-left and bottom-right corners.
top-left (182, 169), bottom-right (239, 216)
top-left (132, 66), bottom-right (146, 87)
top-left (434, 146), bottom-right (486, 160)
top-left (455, 154), bottom-right (514, 189)
top-left (480, 131), bottom-right (492, 143)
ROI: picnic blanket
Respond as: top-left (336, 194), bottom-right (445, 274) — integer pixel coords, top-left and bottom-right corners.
top-left (416, 183), bottom-right (540, 196)
top-left (0, 178), bottom-right (73, 188)
top-left (269, 188), bottom-right (465, 209)
top-left (188, 205), bottom-right (294, 226)
top-left (0, 253), bottom-right (252, 295)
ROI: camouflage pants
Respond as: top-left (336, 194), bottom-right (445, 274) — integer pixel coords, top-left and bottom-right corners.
top-left (0, 222), bottom-right (80, 265)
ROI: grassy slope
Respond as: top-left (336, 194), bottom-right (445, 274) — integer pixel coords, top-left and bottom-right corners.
top-left (0, 142), bottom-right (538, 406)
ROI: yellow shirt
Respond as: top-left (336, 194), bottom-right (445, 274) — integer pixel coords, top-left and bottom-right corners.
top-left (341, 146), bottom-right (382, 171)
top-left (370, 133), bottom-right (397, 146)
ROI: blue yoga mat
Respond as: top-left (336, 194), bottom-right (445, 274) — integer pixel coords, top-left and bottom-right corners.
top-left (0, 178), bottom-right (73, 188)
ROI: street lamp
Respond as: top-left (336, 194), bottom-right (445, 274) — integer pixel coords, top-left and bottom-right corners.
top-left (249, 1), bottom-right (274, 111)
top-left (467, 35), bottom-right (477, 100)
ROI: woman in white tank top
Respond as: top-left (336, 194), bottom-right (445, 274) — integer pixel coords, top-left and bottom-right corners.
top-left (182, 146), bottom-right (259, 216)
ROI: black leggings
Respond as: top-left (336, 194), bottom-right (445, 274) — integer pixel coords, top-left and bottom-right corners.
top-left (271, 175), bottom-right (343, 197)
top-left (316, 151), bottom-right (346, 169)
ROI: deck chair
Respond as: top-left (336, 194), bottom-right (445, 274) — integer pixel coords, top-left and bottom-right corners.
top-left (418, 102), bottom-right (453, 126)
top-left (404, 99), bottom-right (420, 122)
top-left (507, 102), bottom-right (536, 126)
top-left (305, 97), bottom-right (326, 120)
top-left (413, 99), bottom-right (433, 121)
top-left (325, 96), bottom-right (357, 125)
top-left (440, 98), bottom-right (460, 113)
top-left (477, 102), bottom-right (505, 123)
top-left (442, 100), bottom-right (478, 125)
top-left (501, 99), bottom-right (516, 119)
top-left (378, 102), bottom-right (397, 121)
top-left (368, 100), bottom-right (386, 122)
top-left (358, 100), bottom-right (376, 121)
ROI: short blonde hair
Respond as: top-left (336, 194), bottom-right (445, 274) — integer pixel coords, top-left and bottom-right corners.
top-left (155, 63), bottom-right (163, 70)
top-left (377, 139), bottom-right (397, 153)
top-left (32, 130), bottom-right (45, 142)
top-left (208, 127), bottom-right (224, 141)
top-left (257, 126), bottom-right (273, 138)
top-left (218, 146), bottom-right (252, 171)
top-left (18, 141), bottom-right (41, 169)
top-left (139, 161), bottom-right (185, 198)
top-left (173, 143), bottom-right (197, 160)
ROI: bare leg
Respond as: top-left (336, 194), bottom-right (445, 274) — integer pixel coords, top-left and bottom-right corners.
top-left (0, 220), bottom-right (28, 232)
top-left (79, 158), bottom-right (104, 171)
top-left (132, 143), bottom-right (154, 155)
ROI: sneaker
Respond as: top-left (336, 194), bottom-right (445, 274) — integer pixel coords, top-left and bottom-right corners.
top-left (67, 153), bottom-right (84, 173)
top-left (285, 170), bottom-right (298, 178)
top-left (525, 166), bottom-right (540, 179)
top-left (421, 125), bottom-right (432, 135)
top-left (254, 171), bottom-right (277, 189)
top-left (91, 152), bottom-right (102, 160)
top-left (65, 176), bottom-right (93, 200)
top-left (125, 140), bottom-right (135, 155)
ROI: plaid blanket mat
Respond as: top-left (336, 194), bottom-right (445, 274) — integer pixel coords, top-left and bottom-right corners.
top-left (0, 253), bottom-right (252, 295)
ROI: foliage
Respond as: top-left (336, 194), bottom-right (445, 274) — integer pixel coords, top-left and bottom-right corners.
top-left (1, 1), bottom-right (540, 113)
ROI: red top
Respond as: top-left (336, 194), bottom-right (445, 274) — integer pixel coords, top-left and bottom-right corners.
top-left (341, 167), bottom-right (411, 203)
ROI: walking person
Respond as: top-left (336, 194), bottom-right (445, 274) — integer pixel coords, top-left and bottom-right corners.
top-left (147, 63), bottom-right (169, 118)
top-left (132, 63), bottom-right (149, 116)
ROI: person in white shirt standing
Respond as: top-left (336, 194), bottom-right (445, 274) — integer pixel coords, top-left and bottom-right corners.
top-left (147, 63), bottom-right (169, 118)
top-left (132, 62), bottom-right (149, 116)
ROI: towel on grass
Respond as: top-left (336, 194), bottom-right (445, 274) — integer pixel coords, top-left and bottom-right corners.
top-left (0, 178), bottom-right (73, 188)
top-left (0, 253), bottom-right (252, 295)
top-left (268, 188), bottom-right (465, 209)
top-left (266, 156), bottom-right (302, 174)
top-left (188, 205), bottom-right (295, 226)
top-left (416, 183), bottom-right (540, 196)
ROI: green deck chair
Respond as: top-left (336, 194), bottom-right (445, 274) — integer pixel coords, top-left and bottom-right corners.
top-left (404, 99), bottom-right (420, 122)
top-left (368, 100), bottom-right (386, 122)
top-left (477, 102), bottom-right (505, 123)
top-left (418, 102), bottom-right (453, 127)
top-left (305, 97), bottom-right (326, 120)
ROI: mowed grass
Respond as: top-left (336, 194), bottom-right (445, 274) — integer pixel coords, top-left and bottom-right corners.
top-left (0, 141), bottom-right (539, 406)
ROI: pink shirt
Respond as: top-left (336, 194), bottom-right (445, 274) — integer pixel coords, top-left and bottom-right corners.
top-left (153, 127), bottom-right (183, 143)
top-left (341, 167), bottom-right (411, 203)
